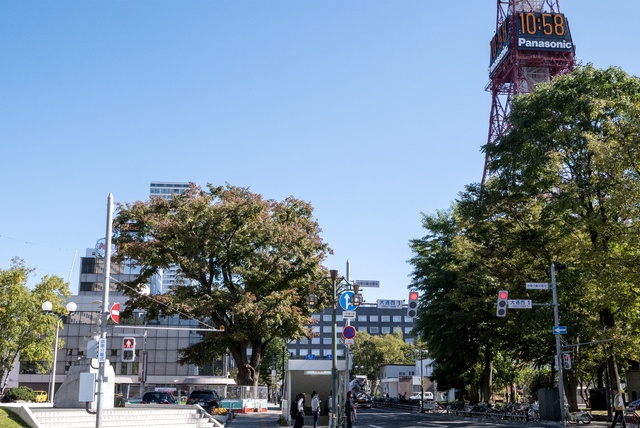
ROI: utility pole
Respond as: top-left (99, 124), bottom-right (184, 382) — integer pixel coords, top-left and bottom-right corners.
top-left (96, 194), bottom-right (113, 428)
top-left (552, 262), bottom-right (567, 426)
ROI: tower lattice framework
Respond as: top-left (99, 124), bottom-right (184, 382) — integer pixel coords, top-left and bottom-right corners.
top-left (482, 0), bottom-right (575, 184)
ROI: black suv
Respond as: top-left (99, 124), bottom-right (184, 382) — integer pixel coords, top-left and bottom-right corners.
top-left (186, 389), bottom-right (220, 412)
top-left (141, 391), bottom-right (177, 404)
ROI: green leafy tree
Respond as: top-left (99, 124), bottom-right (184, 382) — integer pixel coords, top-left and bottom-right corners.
top-left (351, 330), bottom-right (412, 396)
top-left (485, 64), bottom-right (640, 408)
top-left (112, 183), bottom-right (329, 386)
top-left (0, 258), bottom-right (71, 391)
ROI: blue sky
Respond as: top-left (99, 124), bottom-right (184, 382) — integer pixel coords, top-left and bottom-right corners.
top-left (1, 0), bottom-right (639, 303)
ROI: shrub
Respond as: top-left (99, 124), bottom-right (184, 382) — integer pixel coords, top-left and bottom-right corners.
top-left (5, 386), bottom-right (36, 402)
top-left (277, 415), bottom-right (288, 426)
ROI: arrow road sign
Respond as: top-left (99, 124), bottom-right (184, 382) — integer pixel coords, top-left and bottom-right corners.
top-left (339, 292), bottom-right (357, 311)
top-left (553, 326), bottom-right (567, 335)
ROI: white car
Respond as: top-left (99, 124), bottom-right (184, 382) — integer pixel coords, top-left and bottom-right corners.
top-left (409, 392), bottom-right (434, 402)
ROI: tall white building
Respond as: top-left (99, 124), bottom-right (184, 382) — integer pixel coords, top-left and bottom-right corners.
top-left (149, 182), bottom-right (191, 293)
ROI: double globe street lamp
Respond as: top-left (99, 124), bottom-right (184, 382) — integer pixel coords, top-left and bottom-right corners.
top-left (42, 300), bottom-right (77, 404)
top-left (307, 269), bottom-right (362, 428)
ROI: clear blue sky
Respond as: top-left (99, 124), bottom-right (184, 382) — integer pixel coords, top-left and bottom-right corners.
top-left (1, 0), bottom-right (639, 303)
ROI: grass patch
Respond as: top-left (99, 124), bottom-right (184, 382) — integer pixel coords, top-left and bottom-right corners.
top-left (0, 408), bottom-right (30, 428)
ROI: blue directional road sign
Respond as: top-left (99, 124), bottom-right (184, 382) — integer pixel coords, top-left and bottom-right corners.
top-left (305, 354), bottom-right (316, 360)
top-left (553, 326), bottom-right (567, 335)
top-left (339, 292), bottom-right (357, 311)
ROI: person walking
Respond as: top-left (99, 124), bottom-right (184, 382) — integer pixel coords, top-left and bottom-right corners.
top-left (326, 391), bottom-right (332, 428)
top-left (345, 392), bottom-right (355, 428)
top-left (311, 391), bottom-right (320, 428)
top-left (611, 388), bottom-right (626, 428)
top-left (293, 393), bottom-right (306, 428)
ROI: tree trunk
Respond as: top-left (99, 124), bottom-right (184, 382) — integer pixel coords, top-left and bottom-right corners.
top-left (483, 346), bottom-right (493, 404)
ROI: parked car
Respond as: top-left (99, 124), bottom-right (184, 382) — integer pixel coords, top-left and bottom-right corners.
top-left (186, 390), bottom-right (220, 412)
top-left (409, 392), bottom-right (434, 403)
top-left (141, 391), bottom-right (177, 404)
top-left (34, 391), bottom-right (48, 403)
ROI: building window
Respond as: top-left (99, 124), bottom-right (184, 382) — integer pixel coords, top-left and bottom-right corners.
top-left (381, 316), bottom-right (390, 322)
top-left (370, 327), bottom-right (379, 334)
top-left (311, 337), bottom-right (320, 344)
top-left (405, 327), bottom-right (413, 334)
top-left (358, 315), bottom-right (367, 322)
top-left (370, 315), bottom-right (379, 322)
top-left (393, 316), bottom-right (402, 322)
top-left (323, 326), bottom-right (332, 333)
top-left (323, 315), bottom-right (332, 322)
top-left (381, 327), bottom-right (390, 334)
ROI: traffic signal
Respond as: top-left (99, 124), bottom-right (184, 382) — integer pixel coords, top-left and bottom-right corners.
top-left (496, 290), bottom-right (508, 317)
top-left (407, 291), bottom-right (419, 318)
top-left (122, 337), bottom-right (136, 362)
top-left (562, 353), bottom-right (572, 370)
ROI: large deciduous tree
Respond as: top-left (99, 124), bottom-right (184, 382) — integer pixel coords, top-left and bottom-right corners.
top-left (410, 65), bottom-right (640, 408)
top-left (0, 258), bottom-right (71, 391)
top-left (486, 65), bottom-right (640, 404)
top-left (112, 183), bottom-right (329, 386)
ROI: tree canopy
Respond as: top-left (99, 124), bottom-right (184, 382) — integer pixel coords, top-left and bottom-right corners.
top-left (410, 65), bottom-right (640, 407)
top-left (112, 183), bottom-right (330, 386)
top-left (0, 258), bottom-right (72, 391)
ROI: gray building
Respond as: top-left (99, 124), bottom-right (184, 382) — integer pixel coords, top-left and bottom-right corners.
top-left (287, 300), bottom-right (415, 359)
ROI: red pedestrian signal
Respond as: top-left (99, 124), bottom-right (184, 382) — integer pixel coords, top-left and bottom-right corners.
top-left (122, 337), bottom-right (136, 362)
top-left (562, 353), bottom-right (572, 370)
top-left (496, 290), bottom-right (508, 317)
top-left (407, 291), bottom-right (419, 318)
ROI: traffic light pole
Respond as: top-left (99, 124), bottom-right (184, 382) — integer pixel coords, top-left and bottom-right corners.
top-left (551, 262), bottom-right (566, 426)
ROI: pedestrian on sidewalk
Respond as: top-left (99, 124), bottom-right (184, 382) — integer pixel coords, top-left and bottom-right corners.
top-left (311, 391), bottom-right (320, 428)
top-left (611, 388), bottom-right (626, 428)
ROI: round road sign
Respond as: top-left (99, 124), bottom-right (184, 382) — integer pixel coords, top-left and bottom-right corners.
top-left (342, 325), bottom-right (356, 340)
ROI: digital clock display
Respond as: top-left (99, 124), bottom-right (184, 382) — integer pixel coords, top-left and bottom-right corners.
top-left (516, 12), bottom-right (573, 52)
top-left (489, 17), bottom-right (510, 76)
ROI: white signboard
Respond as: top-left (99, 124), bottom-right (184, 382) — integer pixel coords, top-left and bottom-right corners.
top-left (526, 282), bottom-right (549, 290)
top-left (376, 299), bottom-right (403, 309)
top-left (344, 339), bottom-right (354, 346)
top-left (342, 310), bottom-right (356, 319)
top-left (508, 299), bottom-right (532, 309)
top-left (356, 280), bottom-right (380, 288)
top-left (98, 338), bottom-right (107, 363)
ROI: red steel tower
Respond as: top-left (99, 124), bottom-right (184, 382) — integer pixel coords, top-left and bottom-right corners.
top-left (482, 0), bottom-right (575, 184)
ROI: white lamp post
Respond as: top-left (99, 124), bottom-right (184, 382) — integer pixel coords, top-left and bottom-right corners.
top-left (42, 300), bottom-right (77, 404)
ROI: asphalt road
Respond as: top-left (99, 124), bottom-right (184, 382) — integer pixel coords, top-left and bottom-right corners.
top-left (226, 405), bottom-right (609, 428)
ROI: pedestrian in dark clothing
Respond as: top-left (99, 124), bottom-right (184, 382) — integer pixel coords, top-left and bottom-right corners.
top-left (345, 392), bottom-right (355, 428)
top-left (293, 392), bottom-right (306, 428)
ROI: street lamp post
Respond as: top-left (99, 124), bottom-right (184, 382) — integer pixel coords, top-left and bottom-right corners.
top-left (307, 269), bottom-right (361, 428)
top-left (42, 300), bottom-right (77, 404)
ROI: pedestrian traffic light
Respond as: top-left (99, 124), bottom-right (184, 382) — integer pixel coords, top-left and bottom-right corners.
top-left (562, 353), bottom-right (572, 370)
top-left (496, 290), bottom-right (508, 317)
top-left (122, 337), bottom-right (136, 362)
top-left (407, 291), bottom-right (419, 318)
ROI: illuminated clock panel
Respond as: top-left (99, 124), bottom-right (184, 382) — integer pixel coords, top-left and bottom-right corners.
top-left (516, 12), bottom-right (573, 52)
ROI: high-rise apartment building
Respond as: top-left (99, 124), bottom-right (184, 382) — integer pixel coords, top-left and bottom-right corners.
top-left (149, 182), bottom-right (191, 293)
